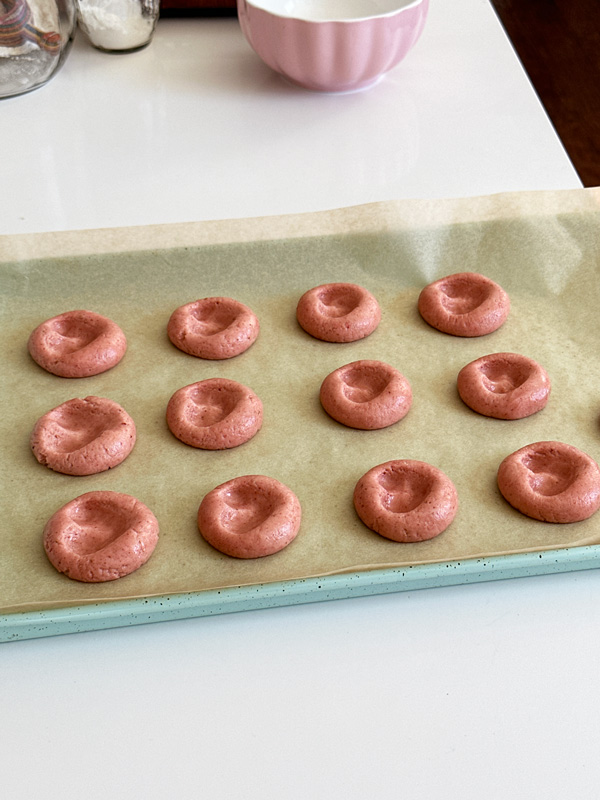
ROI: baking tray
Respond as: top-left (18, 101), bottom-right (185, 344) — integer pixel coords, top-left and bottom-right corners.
top-left (3, 548), bottom-right (600, 641)
top-left (2, 189), bottom-right (600, 641)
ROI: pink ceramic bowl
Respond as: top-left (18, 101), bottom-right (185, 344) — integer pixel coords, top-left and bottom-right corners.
top-left (237, 0), bottom-right (429, 93)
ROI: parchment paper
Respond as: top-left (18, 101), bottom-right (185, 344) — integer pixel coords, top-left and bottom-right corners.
top-left (2, 188), bottom-right (600, 613)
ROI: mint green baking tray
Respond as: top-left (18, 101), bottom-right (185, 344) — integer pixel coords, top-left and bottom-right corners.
top-left (2, 546), bottom-right (600, 642)
top-left (2, 191), bottom-right (600, 643)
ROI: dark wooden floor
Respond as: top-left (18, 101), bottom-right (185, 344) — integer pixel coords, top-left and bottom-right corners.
top-left (490, 0), bottom-right (600, 187)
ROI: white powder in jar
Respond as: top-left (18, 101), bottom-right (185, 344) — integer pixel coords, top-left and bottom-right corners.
top-left (77, 0), bottom-right (157, 51)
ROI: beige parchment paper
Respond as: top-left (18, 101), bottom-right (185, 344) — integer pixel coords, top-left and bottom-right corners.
top-left (2, 188), bottom-right (600, 613)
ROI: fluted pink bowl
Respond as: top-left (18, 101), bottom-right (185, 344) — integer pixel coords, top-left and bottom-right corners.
top-left (237, 0), bottom-right (429, 93)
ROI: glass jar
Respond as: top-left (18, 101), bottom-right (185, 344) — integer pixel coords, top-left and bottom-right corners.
top-left (76, 0), bottom-right (159, 53)
top-left (0, 0), bottom-right (76, 98)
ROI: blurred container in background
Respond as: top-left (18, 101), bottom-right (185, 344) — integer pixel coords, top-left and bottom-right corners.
top-left (0, 0), bottom-right (76, 98)
top-left (76, 0), bottom-right (159, 52)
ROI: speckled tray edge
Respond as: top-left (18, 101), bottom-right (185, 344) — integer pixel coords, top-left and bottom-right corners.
top-left (2, 546), bottom-right (600, 641)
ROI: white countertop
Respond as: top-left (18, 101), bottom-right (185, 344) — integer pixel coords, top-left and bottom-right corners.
top-left (0, 2), bottom-right (580, 236)
top-left (3, 3), bottom-right (598, 799)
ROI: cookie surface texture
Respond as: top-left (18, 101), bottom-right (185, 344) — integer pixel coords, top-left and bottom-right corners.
top-left (166, 379), bottom-right (263, 449)
top-left (167, 297), bottom-right (259, 359)
top-left (497, 441), bottom-right (600, 523)
top-left (320, 360), bottom-right (412, 429)
top-left (31, 396), bottom-right (136, 475)
top-left (354, 460), bottom-right (458, 542)
top-left (296, 282), bottom-right (381, 343)
top-left (418, 272), bottom-right (510, 337)
top-left (457, 352), bottom-right (550, 419)
top-left (28, 310), bottom-right (127, 377)
top-left (198, 475), bottom-right (301, 558)
top-left (43, 491), bottom-right (159, 582)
